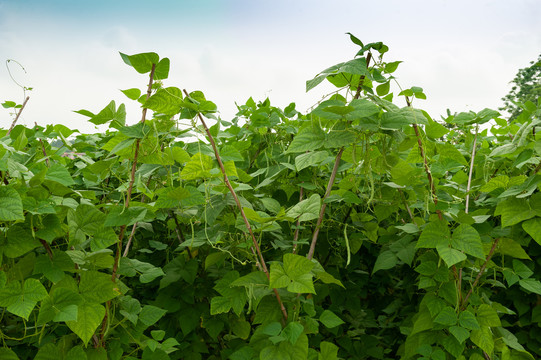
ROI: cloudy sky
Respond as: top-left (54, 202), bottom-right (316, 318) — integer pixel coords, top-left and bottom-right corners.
top-left (1, 0), bottom-right (540, 134)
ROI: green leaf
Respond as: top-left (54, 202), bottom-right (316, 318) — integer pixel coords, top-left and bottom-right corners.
top-left (33, 250), bottom-right (75, 283)
top-left (119, 122), bottom-right (151, 139)
top-left (380, 107), bottom-right (427, 130)
top-left (231, 271), bottom-right (268, 288)
top-left (372, 250), bottom-right (397, 274)
top-left (155, 186), bottom-right (205, 209)
top-left (286, 127), bottom-right (325, 153)
top-left (286, 194), bottom-right (321, 222)
top-left (436, 143), bottom-right (468, 166)
top-left (45, 163), bottom-right (75, 187)
top-left (211, 271), bottom-right (247, 315)
top-left (230, 319), bottom-right (251, 340)
top-left (411, 307), bottom-right (433, 335)
top-left (295, 151), bottom-right (329, 172)
top-left (319, 341), bottom-right (339, 360)
top-left (120, 52), bottom-right (159, 74)
top-left (0, 348), bottom-right (20, 360)
top-left (119, 297), bottom-right (141, 325)
top-left (35, 343), bottom-right (61, 360)
top-left (376, 81), bottom-right (390, 96)
top-left (38, 287), bottom-right (82, 324)
top-left (154, 57), bottom-right (170, 80)
top-left (171, 147), bottom-right (191, 163)
top-left (449, 325), bottom-right (470, 344)
top-left (0, 279), bottom-right (47, 319)
top-left (0, 186), bottom-right (24, 221)
top-left (260, 345), bottom-right (291, 360)
top-left (497, 327), bottom-right (526, 352)
top-left (306, 57), bottom-right (370, 92)
top-left (65, 346), bottom-right (87, 360)
top-left (120, 88), bottom-right (141, 100)
top-left (522, 218), bottom-right (541, 245)
top-left (4, 223), bottom-right (41, 258)
top-left (79, 271), bottom-right (119, 304)
top-left (145, 87), bottom-right (183, 115)
top-left (74, 204), bottom-right (106, 236)
top-left (490, 142), bottom-right (519, 157)
top-left (451, 224), bottom-right (484, 259)
top-left (470, 326), bottom-right (494, 354)
top-left (2, 100), bottom-right (17, 108)
top-left (139, 305), bottom-right (167, 326)
top-left (480, 175), bottom-right (509, 192)
top-left (476, 304), bottom-right (501, 327)
top-left (282, 322), bottom-right (304, 344)
top-left (90, 227), bottom-right (118, 251)
top-left (513, 260), bottom-right (533, 279)
top-left (495, 197), bottom-right (536, 227)
top-left (260, 198), bottom-right (281, 214)
top-left (262, 323), bottom-right (284, 341)
top-left (180, 153), bottom-right (213, 180)
top-left (519, 278), bottom-right (541, 295)
top-left (325, 129), bottom-right (356, 148)
top-left (437, 246), bottom-right (467, 267)
top-left (417, 220), bottom-right (450, 248)
top-left (269, 254), bottom-right (315, 294)
top-left (66, 302), bottom-right (105, 345)
top-left (426, 118), bottom-right (449, 139)
top-left (104, 206), bottom-right (147, 227)
top-left (458, 310), bottom-right (480, 330)
top-left (77, 100), bottom-right (126, 128)
top-left (319, 310), bottom-right (344, 328)
top-left (498, 238), bottom-right (531, 259)
top-left (434, 306), bottom-right (457, 326)
top-left (254, 296), bottom-right (282, 325)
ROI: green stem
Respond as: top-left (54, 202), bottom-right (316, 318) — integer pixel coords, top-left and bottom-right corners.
top-left (461, 238), bottom-right (500, 310)
top-left (465, 125), bottom-right (479, 214)
top-left (306, 52), bottom-right (372, 260)
top-left (406, 96), bottom-right (442, 221)
top-left (307, 147), bottom-right (343, 260)
top-left (112, 63), bottom-right (156, 280)
top-left (292, 186), bottom-right (304, 254)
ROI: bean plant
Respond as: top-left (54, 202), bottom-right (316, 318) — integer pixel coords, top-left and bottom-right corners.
top-left (0, 34), bottom-right (540, 359)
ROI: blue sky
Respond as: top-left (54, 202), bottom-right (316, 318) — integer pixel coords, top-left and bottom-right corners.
top-left (1, 0), bottom-right (540, 133)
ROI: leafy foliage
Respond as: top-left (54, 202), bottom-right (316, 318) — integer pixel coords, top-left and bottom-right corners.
top-left (1, 36), bottom-right (541, 360)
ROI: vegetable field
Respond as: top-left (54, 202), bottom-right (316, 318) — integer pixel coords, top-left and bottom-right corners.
top-left (1, 35), bottom-right (541, 359)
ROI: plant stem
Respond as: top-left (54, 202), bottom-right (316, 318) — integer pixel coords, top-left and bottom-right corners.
top-left (39, 239), bottom-right (53, 260)
top-left (111, 64), bottom-right (156, 280)
top-left (123, 172), bottom-right (156, 257)
top-left (7, 96), bottom-right (30, 135)
top-left (35, 125), bottom-right (51, 167)
top-left (533, 160), bottom-right (541, 174)
top-left (306, 53), bottom-right (372, 261)
top-left (465, 125), bottom-right (479, 214)
top-left (184, 89), bottom-right (288, 321)
top-left (170, 211), bottom-right (193, 259)
top-left (406, 97), bottom-right (442, 220)
top-left (292, 186), bottom-right (304, 254)
top-left (307, 148), bottom-right (343, 260)
top-left (354, 52), bottom-right (372, 99)
top-left (398, 188), bottom-right (415, 224)
top-left (457, 125), bottom-right (479, 303)
top-left (461, 238), bottom-right (500, 309)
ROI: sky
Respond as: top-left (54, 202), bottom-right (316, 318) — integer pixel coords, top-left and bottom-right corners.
top-left (0, 0), bottom-right (540, 134)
